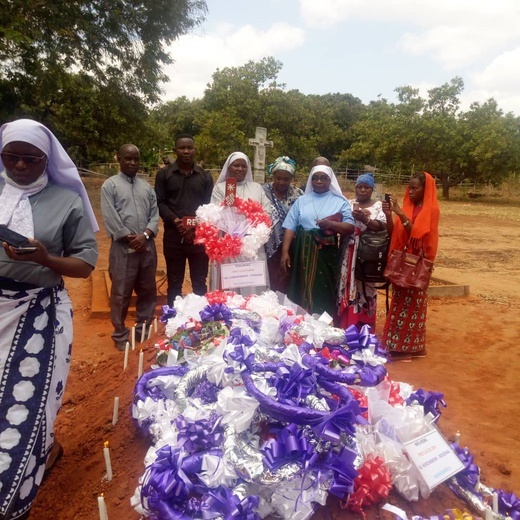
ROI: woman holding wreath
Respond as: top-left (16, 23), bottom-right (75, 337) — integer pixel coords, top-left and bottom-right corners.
top-left (381, 172), bottom-right (440, 361)
top-left (281, 165), bottom-right (354, 317)
top-left (210, 152), bottom-right (272, 296)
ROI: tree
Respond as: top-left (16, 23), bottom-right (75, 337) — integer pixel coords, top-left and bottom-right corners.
top-left (0, 0), bottom-right (207, 100)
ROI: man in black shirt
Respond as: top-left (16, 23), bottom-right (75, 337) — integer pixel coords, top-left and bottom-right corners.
top-left (155, 134), bottom-right (214, 305)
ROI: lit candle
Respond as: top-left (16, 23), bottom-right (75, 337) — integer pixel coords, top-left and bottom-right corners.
top-left (123, 342), bottom-right (129, 371)
top-left (98, 494), bottom-right (108, 520)
top-left (485, 507), bottom-right (493, 520)
top-left (112, 397), bottom-right (119, 426)
top-left (103, 441), bottom-right (113, 481)
top-left (137, 350), bottom-right (144, 379)
top-left (140, 324), bottom-right (146, 343)
top-left (493, 491), bottom-right (499, 513)
top-left (454, 430), bottom-right (460, 444)
top-left (147, 324), bottom-right (153, 340)
top-left (131, 326), bottom-right (136, 351)
top-left (154, 317), bottom-right (158, 333)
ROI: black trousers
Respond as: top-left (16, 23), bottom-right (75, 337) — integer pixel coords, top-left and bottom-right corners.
top-left (163, 227), bottom-right (208, 305)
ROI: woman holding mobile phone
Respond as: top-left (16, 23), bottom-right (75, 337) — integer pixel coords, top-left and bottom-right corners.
top-left (0, 119), bottom-right (98, 519)
top-left (337, 173), bottom-right (387, 330)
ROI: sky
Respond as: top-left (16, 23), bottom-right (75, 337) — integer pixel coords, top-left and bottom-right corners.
top-left (161, 0), bottom-right (520, 116)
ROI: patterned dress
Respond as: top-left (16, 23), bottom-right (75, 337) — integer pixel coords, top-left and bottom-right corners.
top-left (263, 183), bottom-right (303, 293)
top-left (337, 200), bottom-right (386, 330)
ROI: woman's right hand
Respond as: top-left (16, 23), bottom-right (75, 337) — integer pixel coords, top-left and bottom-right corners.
top-left (280, 251), bottom-right (291, 272)
top-left (386, 194), bottom-right (400, 213)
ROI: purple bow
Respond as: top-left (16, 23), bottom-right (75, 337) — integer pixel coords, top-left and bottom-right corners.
top-left (450, 444), bottom-right (480, 490)
top-left (322, 447), bottom-right (358, 498)
top-left (224, 329), bottom-right (256, 372)
top-left (262, 423), bottom-right (314, 471)
top-left (141, 446), bottom-right (198, 507)
top-left (407, 389), bottom-right (446, 421)
top-left (175, 415), bottom-right (223, 454)
top-left (311, 403), bottom-right (359, 441)
top-left (272, 363), bottom-right (316, 403)
top-left (191, 379), bottom-right (221, 404)
top-left (201, 487), bottom-right (260, 520)
top-left (498, 490), bottom-right (520, 520)
top-left (200, 303), bottom-right (232, 325)
top-left (161, 305), bottom-right (177, 323)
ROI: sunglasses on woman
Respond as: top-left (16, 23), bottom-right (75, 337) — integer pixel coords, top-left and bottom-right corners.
top-left (1, 152), bottom-right (46, 166)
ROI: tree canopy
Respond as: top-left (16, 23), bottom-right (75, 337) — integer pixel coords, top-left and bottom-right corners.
top-left (1, 45), bottom-right (519, 198)
top-left (0, 0), bottom-right (207, 100)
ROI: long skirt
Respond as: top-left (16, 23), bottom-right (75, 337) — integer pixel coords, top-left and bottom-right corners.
top-left (337, 235), bottom-right (379, 330)
top-left (381, 284), bottom-right (428, 353)
top-left (0, 277), bottom-right (72, 519)
top-left (287, 227), bottom-right (340, 317)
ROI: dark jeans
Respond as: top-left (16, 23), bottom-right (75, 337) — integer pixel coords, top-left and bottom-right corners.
top-left (163, 228), bottom-right (208, 305)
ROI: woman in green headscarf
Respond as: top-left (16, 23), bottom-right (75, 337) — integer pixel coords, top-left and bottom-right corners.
top-left (263, 156), bottom-right (303, 293)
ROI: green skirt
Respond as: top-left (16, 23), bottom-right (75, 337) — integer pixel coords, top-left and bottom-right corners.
top-left (287, 227), bottom-right (340, 316)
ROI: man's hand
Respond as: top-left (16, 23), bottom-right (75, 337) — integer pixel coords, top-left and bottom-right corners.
top-left (127, 234), bottom-right (147, 252)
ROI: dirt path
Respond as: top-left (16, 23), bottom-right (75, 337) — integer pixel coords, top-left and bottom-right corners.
top-left (30, 187), bottom-right (520, 519)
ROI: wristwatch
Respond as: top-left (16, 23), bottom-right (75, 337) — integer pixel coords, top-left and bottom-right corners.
top-left (143, 231), bottom-right (151, 240)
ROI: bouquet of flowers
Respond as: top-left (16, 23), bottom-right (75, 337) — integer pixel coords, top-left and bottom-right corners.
top-left (195, 198), bottom-right (272, 263)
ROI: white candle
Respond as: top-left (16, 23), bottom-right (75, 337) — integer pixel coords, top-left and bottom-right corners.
top-left (140, 324), bottom-right (146, 343)
top-left (137, 350), bottom-right (144, 379)
top-left (454, 430), bottom-right (460, 444)
top-left (112, 397), bottom-right (119, 426)
top-left (154, 317), bottom-right (158, 333)
top-left (485, 507), bottom-right (493, 520)
top-left (123, 342), bottom-right (129, 371)
top-left (492, 491), bottom-right (499, 513)
top-left (147, 325), bottom-right (152, 340)
top-left (131, 326), bottom-right (136, 351)
top-left (103, 441), bottom-right (113, 481)
top-left (474, 473), bottom-right (480, 492)
top-left (98, 494), bottom-right (108, 520)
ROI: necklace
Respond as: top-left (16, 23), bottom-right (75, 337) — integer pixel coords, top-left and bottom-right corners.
top-left (311, 192), bottom-right (331, 223)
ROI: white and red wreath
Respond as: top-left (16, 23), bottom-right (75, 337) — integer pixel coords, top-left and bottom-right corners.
top-left (195, 198), bottom-right (272, 263)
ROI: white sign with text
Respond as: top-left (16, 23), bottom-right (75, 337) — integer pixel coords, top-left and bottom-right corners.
top-left (403, 429), bottom-right (464, 490)
top-left (220, 260), bottom-right (267, 289)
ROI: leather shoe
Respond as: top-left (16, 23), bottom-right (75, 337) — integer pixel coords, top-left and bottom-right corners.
top-left (114, 341), bottom-right (128, 351)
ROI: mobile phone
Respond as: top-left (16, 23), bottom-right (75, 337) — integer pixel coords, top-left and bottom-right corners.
top-left (384, 193), bottom-right (391, 203)
top-left (13, 247), bottom-right (38, 255)
top-left (0, 225), bottom-right (32, 248)
top-left (352, 201), bottom-right (360, 211)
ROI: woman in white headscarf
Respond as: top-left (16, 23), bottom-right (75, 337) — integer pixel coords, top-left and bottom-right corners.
top-left (209, 152), bottom-right (272, 296)
top-left (211, 151), bottom-right (272, 213)
top-left (281, 165), bottom-right (354, 317)
top-left (0, 119), bottom-right (98, 519)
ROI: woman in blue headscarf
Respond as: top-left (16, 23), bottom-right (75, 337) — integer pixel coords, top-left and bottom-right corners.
top-left (263, 156), bottom-right (303, 293)
top-left (337, 173), bottom-right (387, 330)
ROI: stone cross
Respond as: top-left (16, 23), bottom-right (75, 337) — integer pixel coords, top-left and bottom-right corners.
top-left (248, 127), bottom-right (273, 183)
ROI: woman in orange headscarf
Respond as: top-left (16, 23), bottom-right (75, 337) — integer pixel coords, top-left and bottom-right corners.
top-left (381, 172), bottom-right (440, 361)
